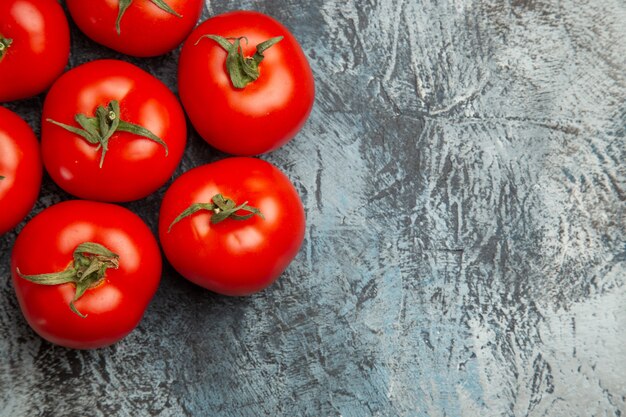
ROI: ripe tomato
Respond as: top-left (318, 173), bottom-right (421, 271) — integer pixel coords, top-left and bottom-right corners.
top-left (41, 59), bottom-right (187, 202)
top-left (0, 107), bottom-right (42, 235)
top-left (178, 11), bottom-right (315, 155)
top-left (11, 200), bottom-right (162, 349)
top-left (0, 0), bottom-right (70, 102)
top-left (159, 157), bottom-right (305, 295)
top-left (67, 0), bottom-right (204, 57)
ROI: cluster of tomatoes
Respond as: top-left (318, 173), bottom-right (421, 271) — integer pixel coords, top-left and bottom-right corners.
top-left (0, 0), bottom-right (314, 349)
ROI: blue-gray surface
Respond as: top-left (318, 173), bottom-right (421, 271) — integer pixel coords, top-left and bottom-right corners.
top-left (1, 0), bottom-right (625, 416)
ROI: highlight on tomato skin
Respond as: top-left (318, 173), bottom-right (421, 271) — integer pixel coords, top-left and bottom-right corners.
top-left (178, 10), bottom-right (316, 156)
top-left (41, 59), bottom-right (187, 203)
top-left (0, 107), bottom-right (42, 235)
top-left (10, 200), bottom-right (162, 350)
top-left (0, 0), bottom-right (70, 102)
top-left (66, 0), bottom-right (204, 57)
top-left (158, 157), bottom-right (306, 296)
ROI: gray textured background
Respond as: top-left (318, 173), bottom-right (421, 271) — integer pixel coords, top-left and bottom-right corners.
top-left (1, 0), bottom-right (625, 416)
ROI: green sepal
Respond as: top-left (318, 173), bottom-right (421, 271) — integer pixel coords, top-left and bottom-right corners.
top-left (168, 194), bottom-right (265, 232)
top-left (75, 114), bottom-right (101, 143)
top-left (16, 268), bottom-right (77, 286)
top-left (116, 0), bottom-right (181, 35)
top-left (209, 194), bottom-right (264, 224)
top-left (47, 100), bottom-right (168, 168)
top-left (17, 242), bottom-right (120, 318)
top-left (47, 119), bottom-right (96, 143)
top-left (253, 36), bottom-right (284, 61)
top-left (150, 0), bottom-right (181, 17)
top-left (0, 35), bottom-right (13, 60)
top-left (117, 120), bottom-right (169, 156)
top-left (167, 202), bottom-right (215, 232)
top-left (195, 35), bottom-right (284, 89)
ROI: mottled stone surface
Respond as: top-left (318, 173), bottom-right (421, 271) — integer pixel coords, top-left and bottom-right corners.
top-left (1, 0), bottom-right (625, 416)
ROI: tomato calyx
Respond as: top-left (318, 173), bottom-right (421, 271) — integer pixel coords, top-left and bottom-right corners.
top-left (116, 0), bottom-right (181, 35)
top-left (168, 193), bottom-right (264, 232)
top-left (0, 35), bottom-right (12, 61)
top-left (17, 242), bottom-right (120, 318)
top-left (47, 100), bottom-right (168, 168)
top-left (196, 35), bottom-right (284, 89)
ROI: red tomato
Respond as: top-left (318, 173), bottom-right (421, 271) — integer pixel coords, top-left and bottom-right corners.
top-left (11, 200), bottom-right (162, 349)
top-left (41, 59), bottom-right (187, 202)
top-left (178, 11), bottom-right (315, 155)
top-left (67, 0), bottom-right (204, 57)
top-left (0, 107), bottom-right (42, 235)
top-left (159, 157), bottom-right (305, 295)
top-left (0, 0), bottom-right (70, 102)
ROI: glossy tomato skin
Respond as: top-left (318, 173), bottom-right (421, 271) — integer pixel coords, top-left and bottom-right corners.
top-left (159, 158), bottom-right (305, 295)
top-left (67, 0), bottom-right (204, 57)
top-left (178, 11), bottom-right (315, 156)
top-left (11, 201), bottom-right (162, 349)
top-left (0, 0), bottom-right (70, 102)
top-left (0, 107), bottom-right (42, 235)
top-left (41, 59), bottom-right (187, 202)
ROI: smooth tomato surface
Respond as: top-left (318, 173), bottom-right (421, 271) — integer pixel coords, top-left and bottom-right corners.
top-left (178, 11), bottom-right (315, 155)
top-left (159, 158), bottom-right (305, 295)
top-left (0, 0), bottom-right (70, 102)
top-left (67, 0), bottom-right (203, 57)
top-left (42, 59), bottom-right (187, 202)
top-left (11, 200), bottom-right (162, 349)
top-left (0, 107), bottom-right (42, 234)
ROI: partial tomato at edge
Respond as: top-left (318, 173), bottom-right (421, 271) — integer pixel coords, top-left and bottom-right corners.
top-left (0, 107), bottom-right (42, 235)
top-left (11, 200), bottom-right (162, 349)
top-left (67, 0), bottom-right (204, 57)
top-left (178, 11), bottom-right (315, 156)
top-left (0, 0), bottom-right (70, 102)
top-left (41, 59), bottom-right (187, 202)
top-left (159, 157), bottom-right (306, 296)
